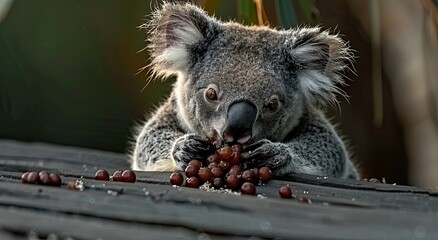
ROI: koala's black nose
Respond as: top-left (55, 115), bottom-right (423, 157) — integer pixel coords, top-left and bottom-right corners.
top-left (223, 101), bottom-right (257, 144)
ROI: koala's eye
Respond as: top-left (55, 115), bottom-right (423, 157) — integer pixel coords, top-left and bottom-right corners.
top-left (265, 98), bottom-right (280, 113)
top-left (205, 88), bottom-right (218, 101)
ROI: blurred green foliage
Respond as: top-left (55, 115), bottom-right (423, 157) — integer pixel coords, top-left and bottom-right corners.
top-left (238, 0), bottom-right (257, 25)
top-left (277, 0), bottom-right (297, 28)
top-left (0, 0), bottom-right (306, 152)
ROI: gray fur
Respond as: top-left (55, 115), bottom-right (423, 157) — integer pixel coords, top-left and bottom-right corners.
top-left (132, 2), bottom-right (359, 179)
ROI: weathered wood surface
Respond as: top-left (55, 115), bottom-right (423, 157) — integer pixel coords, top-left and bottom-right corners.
top-left (0, 139), bottom-right (437, 240)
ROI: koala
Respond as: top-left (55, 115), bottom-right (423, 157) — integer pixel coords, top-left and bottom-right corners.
top-left (131, 2), bottom-right (359, 180)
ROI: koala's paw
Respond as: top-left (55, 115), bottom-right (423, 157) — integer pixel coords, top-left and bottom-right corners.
top-left (241, 139), bottom-right (291, 174)
top-left (171, 133), bottom-right (215, 169)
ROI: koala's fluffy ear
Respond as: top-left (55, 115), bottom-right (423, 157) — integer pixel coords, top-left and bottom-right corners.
top-left (144, 2), bottom-right (216, 78)
top-left (288, 27), bottom-right (353, 106)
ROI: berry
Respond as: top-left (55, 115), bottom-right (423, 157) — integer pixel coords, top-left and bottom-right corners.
top-left (228, 151), bottom-right (242, 165)
top-left (218, 160), bottom-right (230, 171)
top-left (228, 165), bottom-right (242, 176)
top-left (278, 185), bottom-right (292, 198)
top-left (198, 167), bottom-right (213, 182)
top-left (207, 162), bottom-right (218, 169)
top-left (188, 159), bottom-right (202, 168)
top-left (122, 170), bottom-right (136, 183)
top-left (241, 170), bottom-right (256, 183)
top-left (258, 167), bottom-right (272, 181)
top-left (27, 172), bottom-right (40, 184)
top-left (368, 178), bottom-right (381, 183)
top-left (38, 171), bottom-right (51, 185)
top-left (186, 177), bottom-right (200, 188)
top-left (217, 146), bottom-right (233, 161)
top-left (185, 165), bottom-right (199, 178)
top-left (112, 170), bottom-right (123, 181)
top-left (231, 144), bottom-right (243, 153)
top-left (49, 173), bottom-right (62, 186)
top-left (240, 182), bottom-right (256, 195)
top-left (95, 169), bottom-right (110, 181)
top-left (210, 167), bottom-right (223, 178)
top-left (252, 168), bottom-right (259, 183)
top-left (170, 172), bottom-right (184, 186)
top-left (21, 172), bottom-right (30, 183)
top-left (225, 174), bottom-right (240, 190)
top-left (67, 180), bottom-right (77, 190)
top-left (38, 171), bottom-right (49, 179)
top-left (212, 178), bottom-right (224, 189)
top-left (297, 196), bottom-right (311, 204)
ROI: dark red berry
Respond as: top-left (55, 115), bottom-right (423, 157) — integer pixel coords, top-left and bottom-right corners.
top-left (38, 171), bottom-right (49, 179)
top-left (206, 153), bottom-right (219, 164)
top-left (27, 171), bottom-right (40, 184)
top-left (21, 172), bottom-right (30, 183)
top-left (228, 165), bottom-right (242, 176)
top-left (198, 167), bottom-right (213, 182)
top-left (67, 180), bottom-right (77, 190)
top-left (229, 144), bottom-right (243, 165)
top-left (225, 174), bottom-right (241, 190)
top-left (240, 182), bottom-right (256, 195)
top-left (368, 178), bottom-right (381, 183)
top-left (186, 177), bottom-right (200, 188)
top-left (49, 173), bottom-right (62, 186)
top-left (241, 170), bottom-right (256, 183)
top-left (188, 159), bottom-right (202, 168)
top-left (38, 171), bottom-right (51, 185)
top-left (258, 167), bottom-right (272, 182)
top-left (170, 172), bottom-right (184, 186)
top-left (228, 152), bottom-right (242, 165)
top-left (252, 168), bottom-right (259, 183)
top-left (218, 160), bottom-right (230, 171)
top-left (211, 167), bottom-right (223, 178)
top-left (297, 196), bottom-right (311, 204)
top-left (185, 165), bottom-right (199, 178)
top-left (278, 185), bottom-right (292, 198)
top-left (212, 178), bottom-right (224, 189)
top-left (207, 162), bottom-right (218, 169)
top-left (217, 146), bottom-right (233, 161)
top-left (112, 170), bottom-right (123, 181)
top-left (231, 144), bottom-right (243, 153)
top-left (122, 170), bottom-right (136, 183)
top-left (95, 169), bottom-right (110, 181)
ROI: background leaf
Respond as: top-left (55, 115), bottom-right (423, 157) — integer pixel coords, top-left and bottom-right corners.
top-left (276, 0), bottom-right (297, 28)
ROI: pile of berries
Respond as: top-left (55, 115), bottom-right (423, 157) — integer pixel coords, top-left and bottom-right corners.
top-left (21, 171), bottom-right (62, 187)
top-left (169, 144), bottom-right (273, 195)
top-left (169, 143), bottom-right (311, 202)
top-left (94, 169), bottom-right (136, 183)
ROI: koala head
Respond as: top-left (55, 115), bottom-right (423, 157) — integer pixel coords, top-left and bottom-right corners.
top-left (144, 2), bottom-right (352, 144)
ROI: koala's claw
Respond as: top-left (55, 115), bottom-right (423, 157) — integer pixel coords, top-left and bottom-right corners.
top-left (242, 139), bottom-right (271, 153)
top-left (243, 154), bottom-right (278, 170)
top-left (171, 134), bottom-right (215, 168)
top-left (241, 140), bottom-right (289, 171)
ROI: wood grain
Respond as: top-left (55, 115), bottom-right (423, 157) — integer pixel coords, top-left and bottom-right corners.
top-left (0, 139), bottom-right (437, 239)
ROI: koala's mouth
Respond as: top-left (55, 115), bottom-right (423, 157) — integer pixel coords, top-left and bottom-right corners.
top-left (205, 129), bottom-right (223, 148)
top-left (207, 128), bottom-right (257, 149)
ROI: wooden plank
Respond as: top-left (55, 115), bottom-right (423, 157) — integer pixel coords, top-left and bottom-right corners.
top-left (287, 173), bottom-right (429, 193)
top-left (1, 139), bottom-right (438, 239)
top-left (0, 139), bottom-right (130, 176)
top-left (0, 180), bottom-right (437, 239)
top-left (2, 169), bottom-right (438, 214)
top-left (0, 206), bottom-right (225, 240)
top-left (0, 139), bottom-right (129, 168)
